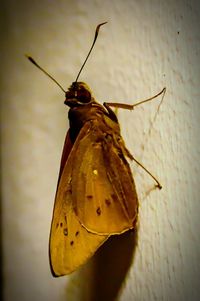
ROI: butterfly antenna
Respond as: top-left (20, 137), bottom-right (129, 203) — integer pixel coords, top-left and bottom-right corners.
top-left (75, 22), bottom-right (107, 83)
top-left (25, 55), bottom-right (66, 93)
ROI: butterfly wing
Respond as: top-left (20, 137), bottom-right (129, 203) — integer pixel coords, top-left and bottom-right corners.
top-left (58, 131), bottom-right (73, 179)
top-left (71, 120), bottom-right (138, 235)
top-left (49, 123), bottom-right (108, 276)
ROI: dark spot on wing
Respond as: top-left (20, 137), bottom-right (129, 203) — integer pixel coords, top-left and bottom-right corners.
top-left (118, 152), bottom-right (124, 159)
top-left (64, 215), bottom-right (67, 223)
top-left (63, 228), bottom-right (68, 236)
top-left (111, 193), bottom-right (118, 202)
top-left (96, 207), bottom-right (101, 215)
top-left (105, 199), bottom-right (111, 206)
top-left (60, 222), bottom-right (63, 227)
top-left (70, 241), bottom-right (74, 246)
top-left (75, 231), bottom-right (79, 236)
top-left (56, 223), bottom-right (59, 228)
top-left (87, 195), bottom-right (93, 200)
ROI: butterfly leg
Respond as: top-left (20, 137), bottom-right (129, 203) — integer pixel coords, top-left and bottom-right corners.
top-left (104, 87), bottom-right (166, 189)
top-left (103, 102), bottom-right (118, 122)
top-left (102, 104), bottom-right (162, 188)
top-left (104, 87), bottom-right (166, 110)
top-left (130, 155), bottom-right (162, 189)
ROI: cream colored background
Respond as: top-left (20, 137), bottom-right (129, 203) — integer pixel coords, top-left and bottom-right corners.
top-left (1, 0), bottom-right (200, 300)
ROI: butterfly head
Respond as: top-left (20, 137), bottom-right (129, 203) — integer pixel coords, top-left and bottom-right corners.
top-left (64, 82), bottom-right (93, 107)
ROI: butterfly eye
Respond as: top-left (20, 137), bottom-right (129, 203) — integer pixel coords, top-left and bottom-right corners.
top-left (77, 88), bottom-right (91, 103)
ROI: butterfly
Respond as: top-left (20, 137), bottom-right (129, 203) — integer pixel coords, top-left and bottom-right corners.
top-left (26, 22), bottom-right (164, 276)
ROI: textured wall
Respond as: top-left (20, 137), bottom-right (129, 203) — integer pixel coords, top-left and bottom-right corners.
top-left (1, 0), bottom-right (200, 300)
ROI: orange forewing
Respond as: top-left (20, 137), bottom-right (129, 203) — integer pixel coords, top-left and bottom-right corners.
top-left (71, 119), bottom-right (138, 235)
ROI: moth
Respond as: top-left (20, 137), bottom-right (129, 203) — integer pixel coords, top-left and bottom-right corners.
top-left (26, 22), bottom-right (165, 276)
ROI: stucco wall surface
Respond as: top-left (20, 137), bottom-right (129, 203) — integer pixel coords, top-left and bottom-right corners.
top-left (1, 1), bottom-right (200, 301)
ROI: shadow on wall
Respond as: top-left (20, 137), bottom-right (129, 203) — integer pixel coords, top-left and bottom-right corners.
top-left (70, 230), bottom-right (138, 301)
